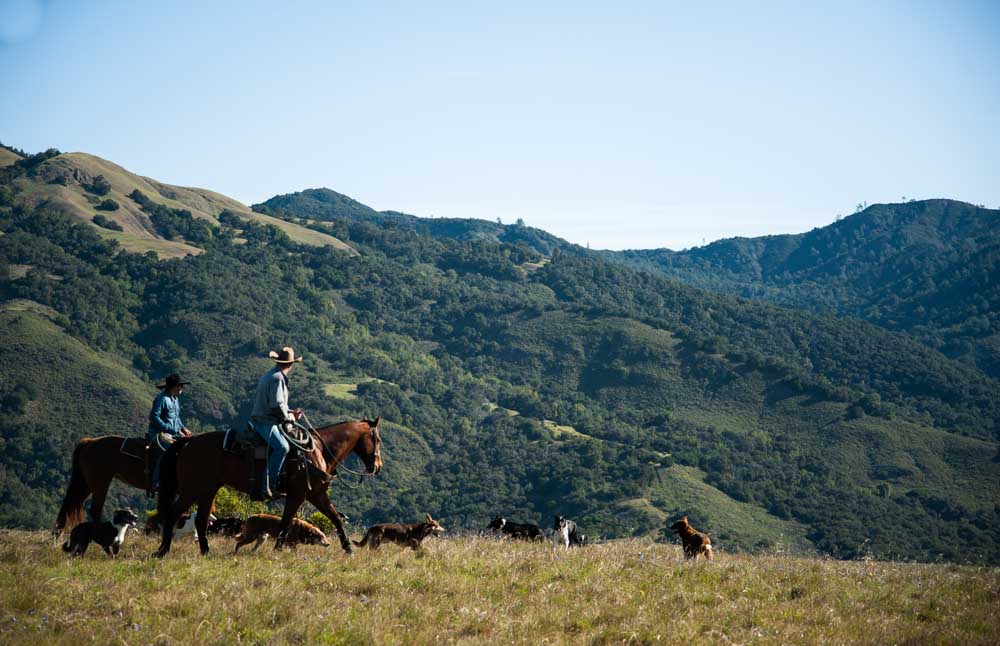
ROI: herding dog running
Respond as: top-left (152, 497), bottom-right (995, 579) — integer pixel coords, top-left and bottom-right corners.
top-left (62, 508), bottom-right (140, 557)
top-left (669, 516), bottom-right (713, 560)
top-left (487, 516), bottom-right (544, 541)
top-left (233, 514), bottom-right (330, 552)
top-left (353, 514), bottom-right (445, 550)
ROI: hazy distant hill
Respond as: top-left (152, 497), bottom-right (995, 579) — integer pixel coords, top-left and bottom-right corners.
top-left (255, 187), bottom-right (568, 256)
top-left (603, 200), bottom-right (1000, 377)
top-left (2, 148), bottom-right (999, 562)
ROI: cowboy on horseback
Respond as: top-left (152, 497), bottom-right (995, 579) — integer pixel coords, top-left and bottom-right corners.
top-left (250, 347), bottom-right (304, 499)
top-left (148, 373), bottom-right (192, 489)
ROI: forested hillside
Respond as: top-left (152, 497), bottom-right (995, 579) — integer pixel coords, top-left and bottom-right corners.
top-left (603, 200), bottom-right (1000, 377)
top-left (2, 148), bottom-right (999, 563)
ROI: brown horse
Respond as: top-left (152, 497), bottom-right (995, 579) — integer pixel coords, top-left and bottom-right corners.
top-left (53, 436), bottom-right (151, 536)
top-left (155, 418), bottom-right (382, 557)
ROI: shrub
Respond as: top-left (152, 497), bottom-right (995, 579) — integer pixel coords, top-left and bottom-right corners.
top-left (87, 174), bottom-right (112, 195)
top-left (96, 198), bottom-right (120, 211)
top-left (92, 213), bottom-right (124, 231)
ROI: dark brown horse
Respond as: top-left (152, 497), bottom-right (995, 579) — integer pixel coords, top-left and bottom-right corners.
top-left (53, 436), bottom-right (152, 536)
top-left (155, 418), bottom-right (382, 557)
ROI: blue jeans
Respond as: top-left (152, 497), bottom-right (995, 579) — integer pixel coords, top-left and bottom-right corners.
top-left (252, 420), bottom-right (289, 493)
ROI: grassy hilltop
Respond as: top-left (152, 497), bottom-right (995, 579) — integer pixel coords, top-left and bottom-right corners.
top-left (1, 530), bottom-right (997, 644)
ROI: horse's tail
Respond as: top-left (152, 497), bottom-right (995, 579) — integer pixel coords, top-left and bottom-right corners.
top-left (53, 441), bottom-right (91, 536)
top-left (156, 437), bottom-right (191, 530)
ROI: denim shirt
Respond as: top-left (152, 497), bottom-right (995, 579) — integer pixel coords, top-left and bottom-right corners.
top-left (148, 392), bottom-right (184, 439)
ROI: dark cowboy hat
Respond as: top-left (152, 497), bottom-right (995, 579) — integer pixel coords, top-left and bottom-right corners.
top-left (269, 346), bottom-right (304, 364)
top-left (155, 373), bottom-right (191, 390)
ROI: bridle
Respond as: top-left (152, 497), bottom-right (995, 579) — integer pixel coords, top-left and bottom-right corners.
top-left (298, 414), bottom-right (381, 482)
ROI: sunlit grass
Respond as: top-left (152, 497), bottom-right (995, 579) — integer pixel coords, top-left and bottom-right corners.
top-left (2, 530), bottom-right (997, 644)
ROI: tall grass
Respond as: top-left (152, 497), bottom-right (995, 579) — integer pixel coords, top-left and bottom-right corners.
top-left (1, 530), bottom-right (997, 644)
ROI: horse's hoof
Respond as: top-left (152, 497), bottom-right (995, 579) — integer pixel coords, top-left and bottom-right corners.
top-left (153, 549), bottom-right (167, 559)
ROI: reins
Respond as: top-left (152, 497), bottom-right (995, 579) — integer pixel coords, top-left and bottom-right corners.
top-left (296, 413), bottom-right (380, 487)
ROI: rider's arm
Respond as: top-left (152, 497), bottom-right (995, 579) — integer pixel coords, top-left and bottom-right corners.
top-left (270, 373), bottom-right (292, 422)
top-left (149, 393), bottom-right (171, 437)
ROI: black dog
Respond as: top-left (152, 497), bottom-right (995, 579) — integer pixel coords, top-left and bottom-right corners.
top-left (62, 509), bottom-right (140, 557)
top-left (488, 516), bottom-right (544, 541)
top-left (206, 516), bottom-right (245, 537)
top-left (553, 515), bottom-right (585, 549)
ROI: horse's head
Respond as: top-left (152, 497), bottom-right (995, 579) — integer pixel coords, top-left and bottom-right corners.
top-left (352, 416), bottom-right (383, 475)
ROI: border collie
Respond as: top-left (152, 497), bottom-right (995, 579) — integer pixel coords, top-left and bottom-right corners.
top-left (487, 516), bottom-right (544, 541)
top-left (552, 515), bottom-right (585, 550)
top-left (62, 509), bottom-right (140, 557)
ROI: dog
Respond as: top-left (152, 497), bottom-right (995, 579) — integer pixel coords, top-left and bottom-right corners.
top-left (352, 514), bottom-right (445, 550)
top-left (206, 516), bottom-right (244, 537)
top-left (487, 516), bottom-right (544, 541)
top-left (669, 516), bottom-right (713, 560)
top-left (552, 515), bottom-right (585, 550)
top-left (233, 514), bottom-right (330, 553)
top-left (62, 509), bottom-right (139, 557)
top-left (144, 511), bottom-right (216, 537)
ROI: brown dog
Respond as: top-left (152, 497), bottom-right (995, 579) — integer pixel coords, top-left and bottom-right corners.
top-left (352, 513), bottom-right (445, 550)
top-left (233, 514), bottom-right (330, 553)
top-left (669, 516), bottom-right (713, 560)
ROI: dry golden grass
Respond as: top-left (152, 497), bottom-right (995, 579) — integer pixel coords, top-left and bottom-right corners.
top-left (2, 530), bottom-right (997, 644)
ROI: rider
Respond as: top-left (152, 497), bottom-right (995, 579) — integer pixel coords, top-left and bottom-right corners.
top-left (251, 346), bottom-right (303, 499)
top-left (148, 373), bottom-right (192, 489)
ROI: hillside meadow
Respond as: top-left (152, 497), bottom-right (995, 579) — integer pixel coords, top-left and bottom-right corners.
top-left (1, 530), bottom-right (997, 644)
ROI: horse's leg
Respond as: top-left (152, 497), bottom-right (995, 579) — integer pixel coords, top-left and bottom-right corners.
top-left (194, 490), bottom-right (218, 556)
top-left (87, 474), bottom-right (114, 522)
top-left (155, 491), bottom-right (197, 558)
top-left (307, 490), bottom-right (352, 554)
top-left (274, 489), bottom-right (306, 550)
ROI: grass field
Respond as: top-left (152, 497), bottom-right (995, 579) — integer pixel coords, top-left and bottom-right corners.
top-left (1, 530), bottom-right (997, 644)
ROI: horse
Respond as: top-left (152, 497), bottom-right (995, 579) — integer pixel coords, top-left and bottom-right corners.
top-left (53, 436), bottom-right (153, 536)
top-left (155, 417), bottom-right (382, 558)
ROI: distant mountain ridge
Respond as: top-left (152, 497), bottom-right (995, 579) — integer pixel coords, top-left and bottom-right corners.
top-left (254, 187), bottom-right (569, 256)
top-left (600, 200), bottom-right (1000, 377)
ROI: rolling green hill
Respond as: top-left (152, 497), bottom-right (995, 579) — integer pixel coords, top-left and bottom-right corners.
top-left (254, 187), bottom-right (568, 256)
top-left (603, 200), bottom-right (1000, 377)
top-left (0, 300), bottom-right (154, 526)
top-left (5, 151), bottom-right (353, 258)
top-left (2, 147), bottom-right (999, 563)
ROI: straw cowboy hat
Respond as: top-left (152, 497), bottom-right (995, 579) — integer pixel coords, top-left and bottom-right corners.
top-left (269, 346), bottom-right (304, 364)
top-left (155, 373), bottom-right (191, 390)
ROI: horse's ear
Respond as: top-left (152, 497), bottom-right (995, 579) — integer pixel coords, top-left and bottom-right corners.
top-left (425, 513), bottom-right (432, 522)
top-left (373, 416), bottom-right (381, 428)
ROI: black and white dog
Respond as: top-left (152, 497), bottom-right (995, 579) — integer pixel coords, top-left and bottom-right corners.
top-left (62, 509), bottom-right (140, 557)
top-left (487, 516), bottom-right (544, 541)
top-left (552, 515), bottom-right (586, 550)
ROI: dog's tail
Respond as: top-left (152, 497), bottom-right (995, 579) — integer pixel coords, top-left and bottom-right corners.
top-left (351, 530), bottom-right (370, 547)
top-left (54, 441), bottom-right (91, 536)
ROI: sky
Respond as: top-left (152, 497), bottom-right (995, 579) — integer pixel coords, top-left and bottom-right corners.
top-left (2, 1), bottom-right (998, 250)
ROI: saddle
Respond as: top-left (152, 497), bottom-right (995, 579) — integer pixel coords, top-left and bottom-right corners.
top-left (223, 423), bottom-right (310, 501)
top-left (119, 436), bottom-right (166, 497)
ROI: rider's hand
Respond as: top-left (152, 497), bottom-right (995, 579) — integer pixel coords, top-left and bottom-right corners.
top-left (292, 409), bottom-right (303, 421)
top-left (181, 428), bottom-right (192, 436)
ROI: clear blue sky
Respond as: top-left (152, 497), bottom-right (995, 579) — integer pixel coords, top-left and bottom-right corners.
top-left (2, 1), bottom-right (998, 250)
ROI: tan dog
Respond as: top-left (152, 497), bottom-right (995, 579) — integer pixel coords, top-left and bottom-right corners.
top-left (352, 513), bottom-right (445, 550)
top-left (669, 516), bottom-right (713, 560)
top-left (233, 514), bottom-right (330, 553)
